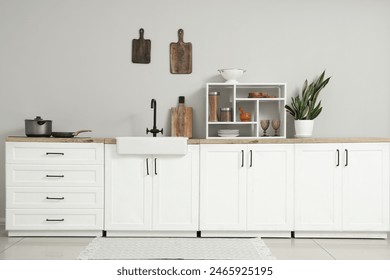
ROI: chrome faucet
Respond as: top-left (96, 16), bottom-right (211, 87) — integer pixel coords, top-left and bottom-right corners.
top-left (146, 99), bottom-right (163, 137)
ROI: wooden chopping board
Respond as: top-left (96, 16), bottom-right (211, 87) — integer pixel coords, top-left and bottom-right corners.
top-left (132, 28), bottom-right (151, 64)
top-left (170, 29), bottom-right (192, 74)
top-left (171, 104), bottom-right (193, 138)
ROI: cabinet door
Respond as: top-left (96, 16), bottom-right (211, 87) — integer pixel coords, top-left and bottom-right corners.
top-left (247, 144), bottom-right (293, 231)
top-left (294, 144), bottom-right (342, 231)
top-left (104, 145), bottom-right (152, 230)
top-left (152, 146), bottom-right (199, 231)
top-left (200, 144), bottom-right (247, 230)
top-left (342, 143), bottom-right (389, 231)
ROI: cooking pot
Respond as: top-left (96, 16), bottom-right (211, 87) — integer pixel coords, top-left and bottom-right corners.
top-left (25, 116), bottom-right (52, 137)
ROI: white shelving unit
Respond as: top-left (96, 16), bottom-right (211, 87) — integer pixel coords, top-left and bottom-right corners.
top-left (206, 83), bottom-right (287, 139)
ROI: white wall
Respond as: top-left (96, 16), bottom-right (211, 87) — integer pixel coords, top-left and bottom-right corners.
top-left (1, 0), bottom-right (390, 219)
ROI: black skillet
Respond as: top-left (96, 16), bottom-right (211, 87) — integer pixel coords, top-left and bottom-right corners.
top-left (51, 130), bottom-right (92, 138)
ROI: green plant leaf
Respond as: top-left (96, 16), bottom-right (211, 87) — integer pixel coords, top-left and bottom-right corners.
top-left (284, 70), bottom-right (330, 120)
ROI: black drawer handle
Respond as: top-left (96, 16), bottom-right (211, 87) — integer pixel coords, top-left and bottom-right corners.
top-left (46, 197), bottom-right (65, 200)
top-left (45, 219), bottom-right (64, 222)
top-left (46, 175), bottom-right (64, 178)
top-left (46, 152), bottom-right (64, 155)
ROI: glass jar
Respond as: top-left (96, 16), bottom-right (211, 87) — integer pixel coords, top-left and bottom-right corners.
top-left (208, 92), bottom-right (220, 122)
top-left (220, 107), bottom-right (233, 122)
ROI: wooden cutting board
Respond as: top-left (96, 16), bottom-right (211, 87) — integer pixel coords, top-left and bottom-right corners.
top-left (132, 28), bottom-right (151, 64)
top-left (171, 103), bottom-right (193, 138)
top-left (170, 29), bottom-right (192, 74)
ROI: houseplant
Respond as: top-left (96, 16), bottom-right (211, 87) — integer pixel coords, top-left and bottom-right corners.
top-left (285, 70), bottom-right (331, 137)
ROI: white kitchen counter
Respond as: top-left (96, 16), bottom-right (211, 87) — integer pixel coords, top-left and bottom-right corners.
top-left (7, 136), bottom-right (390, 145)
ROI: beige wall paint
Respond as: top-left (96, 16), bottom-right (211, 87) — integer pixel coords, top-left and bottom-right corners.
top-left (1, 0), bottom-right (390, 219)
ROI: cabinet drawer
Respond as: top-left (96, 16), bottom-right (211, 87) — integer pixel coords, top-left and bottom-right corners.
top-left (6, 209), bottom-right (103, 230)
top-left (6, 142), bottom-right (104, 164)
top-left (6, 165), bottom-right (104, 187)
top-left (7, 187), bottom-right (103, 209)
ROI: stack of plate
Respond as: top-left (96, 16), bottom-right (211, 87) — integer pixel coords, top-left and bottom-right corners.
top-left (218, 129), bottom-right (239, 137)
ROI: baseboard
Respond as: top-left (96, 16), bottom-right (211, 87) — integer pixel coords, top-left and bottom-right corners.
top-left (294, 231), bottom-right (388, 239)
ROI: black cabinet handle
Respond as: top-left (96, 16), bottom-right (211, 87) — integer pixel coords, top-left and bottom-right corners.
top-left (146, 158), bottom-right (150, 175)
top-left (46, 197), bottom-right (64, 200)
top-left (345, 149), bottom-right (349, 166)
top-left (45, 219), bottom-right (64, 222)
top-left (250, 150), bottom-right (253, 167)
top-left (336, 149), bottom-right (340, 167)
top-left (46, 175), bottom-right (64, 178)
top-left (154, 158), bottom-right (158, 175)
top-left (241, 150), bottom-right (244, 167)
top-left (46, 152), bottom-right (64, 156)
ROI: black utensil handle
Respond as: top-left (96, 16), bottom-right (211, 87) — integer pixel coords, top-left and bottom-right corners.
top-left (336, 149), bottom-right (340, 167)
top-left (46, 152), bottom-right (64, 155)
top-left (46, 196), bottom-right (64, 200)
top-left (45, 219), bottom-right (64, 222)
top-left (46, 175), bottom-right (64, 178)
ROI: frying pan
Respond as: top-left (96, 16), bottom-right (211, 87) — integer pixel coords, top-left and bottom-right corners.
top-left (51, 130), bottom-right (92, 138)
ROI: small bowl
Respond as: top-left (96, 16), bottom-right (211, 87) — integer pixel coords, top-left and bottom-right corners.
top-left (218, 68), bottom-right (246, 83)
top-left (240, 112), bottom-right (251, 122)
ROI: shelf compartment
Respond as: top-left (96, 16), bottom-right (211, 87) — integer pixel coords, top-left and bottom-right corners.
top-left (236, 84), bottom-right (285, 99)
top-left (208, 123), bottom-right (257, 138)
top-left (236, 100), bottom-right (257, 122)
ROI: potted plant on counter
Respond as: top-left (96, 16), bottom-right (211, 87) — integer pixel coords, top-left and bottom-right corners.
top-left (285, 70), bottom-right (331, 137)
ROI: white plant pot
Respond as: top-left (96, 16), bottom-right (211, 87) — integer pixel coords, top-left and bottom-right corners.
top-left (295, 120), bottom-right (314, 138)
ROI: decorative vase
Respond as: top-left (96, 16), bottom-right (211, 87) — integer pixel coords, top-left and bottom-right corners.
top-left (294, 120), bottom-right (314, 138)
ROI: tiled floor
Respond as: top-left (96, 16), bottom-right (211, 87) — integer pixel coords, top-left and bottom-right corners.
top-left (0, 225), bottom-right (389, 260)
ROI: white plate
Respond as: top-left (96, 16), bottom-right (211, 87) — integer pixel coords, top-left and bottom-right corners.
top-left (218, 134), bottom-right (239, 137)
top-left (218, 130), bottom-right (239, 134)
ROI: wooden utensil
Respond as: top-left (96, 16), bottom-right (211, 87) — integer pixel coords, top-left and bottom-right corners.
top-left (171, 96), bottom-right (193, 138)
top-left (170, 29), bottom-right (192, 74)
top-left (132, 28), bottom-right (151, 64)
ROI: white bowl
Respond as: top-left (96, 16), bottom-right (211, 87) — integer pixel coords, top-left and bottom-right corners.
top-left (218, 68), bottom-right (246, 83)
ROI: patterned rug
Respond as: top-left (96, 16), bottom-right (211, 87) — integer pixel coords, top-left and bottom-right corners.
top-left (78, 237), bottom-right (275, 260)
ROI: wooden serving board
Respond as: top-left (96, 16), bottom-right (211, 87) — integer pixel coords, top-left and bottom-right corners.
top-left (171, 105), bottom-right (193, 138)
top-left (132, 28), bottom-right (151, 64)
top-left (170, 29), bottom-right (192, 74)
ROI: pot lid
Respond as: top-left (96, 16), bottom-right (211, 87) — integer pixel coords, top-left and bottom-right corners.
top-left (25, 116), bottom-right (51, 122)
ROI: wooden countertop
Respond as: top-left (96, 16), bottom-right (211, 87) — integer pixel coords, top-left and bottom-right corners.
top-left (7, 136), bottom-right (390, 144)
top-left (6, 136), bottom-right (106, 143)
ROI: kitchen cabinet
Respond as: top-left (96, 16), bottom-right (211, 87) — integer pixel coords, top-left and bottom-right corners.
top-left (294, 143), bottom-right (389, 238)
top-left (200, 144), bottom-right (247, 232)
top-left (247, 144), bottom-right (294, 232)
top-left (200, 144), bottom-right (293, 237)
top-left (206, 83), bottom-right (286, 139)
top-left (5, 142), bottom-right (104, 236)
top-left (104, 144), bottom-right (199, 237)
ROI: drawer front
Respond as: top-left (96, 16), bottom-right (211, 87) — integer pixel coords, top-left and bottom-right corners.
top-left (6, 165), bottom-right (104, 187)
top-left (6, 142), bottom-right (104, 165)
top-left (7, 187), bottom-right (103, 209)
top-left (6, 209), bottom-right (103, 230)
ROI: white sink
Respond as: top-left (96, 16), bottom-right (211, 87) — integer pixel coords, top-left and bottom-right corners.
top-left (116, 137), bottom-right (188, 155)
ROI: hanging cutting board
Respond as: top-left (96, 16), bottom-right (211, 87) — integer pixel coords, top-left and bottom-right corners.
top-left (132, 28), bottom-right (151, 64)
top-left (170, 29), bottom-right (192, 74)
top-left (171, 97), bottom-right (193, 138)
